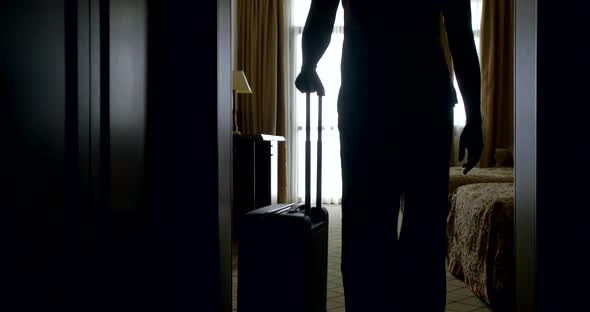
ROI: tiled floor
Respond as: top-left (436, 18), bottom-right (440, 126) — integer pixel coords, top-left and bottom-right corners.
top-left (232, 205), bottom-right (492, 312)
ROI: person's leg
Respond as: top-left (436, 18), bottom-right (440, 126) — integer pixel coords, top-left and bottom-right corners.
top-left (397, 106), bottom-right (453, 311)
top-left (338, 109), bottom-right (403, 311)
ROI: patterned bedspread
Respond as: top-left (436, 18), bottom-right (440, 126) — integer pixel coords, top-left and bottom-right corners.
top-left (448, 167), bottom-right (513, 195)
top-left (446, 182), bottom-right (515, 306)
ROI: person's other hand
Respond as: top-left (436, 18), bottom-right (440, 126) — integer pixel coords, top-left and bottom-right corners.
top-left (458, 122), bottom-right (484, 174)
top-left (295, 69), bottom-right (325, 96)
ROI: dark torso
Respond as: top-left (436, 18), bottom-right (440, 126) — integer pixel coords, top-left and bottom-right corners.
top-left (338, 0), bottom-right (456, 112)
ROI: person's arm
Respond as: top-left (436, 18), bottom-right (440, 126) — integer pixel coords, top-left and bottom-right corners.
top-left (301, 0), bottom-right (340, 73)
top-left (443, 0), bottom-right (483, 174)
top-left (442, 0), bottom-right (482, 125)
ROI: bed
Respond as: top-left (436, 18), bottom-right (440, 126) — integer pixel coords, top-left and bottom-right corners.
top-left (446, 181), bottom-right (515, 310)
top-left (448, 166), bottom-right (514, 195)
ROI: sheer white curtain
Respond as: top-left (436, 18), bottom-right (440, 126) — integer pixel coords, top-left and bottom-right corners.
top-left (450, 0), bottom-right (483, 166)
top-left (288, 0), bottom-right (344, 204)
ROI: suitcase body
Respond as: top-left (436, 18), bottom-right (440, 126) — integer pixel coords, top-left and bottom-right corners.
top-left (237, 93), bottom-right (329, 312)
top-left (237, 203), bottom-right (329, 312)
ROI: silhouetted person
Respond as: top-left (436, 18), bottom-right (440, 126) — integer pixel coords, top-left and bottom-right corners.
top-left (295, 0), bottom-right (483, 311)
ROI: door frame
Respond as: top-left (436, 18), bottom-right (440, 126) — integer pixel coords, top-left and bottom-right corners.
top-left (514, 0), bottom-right (537, 311)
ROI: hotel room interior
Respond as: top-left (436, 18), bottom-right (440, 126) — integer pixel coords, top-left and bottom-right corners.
top-left (231, 1), bottom-right (513, 311)
top-left (1, 0), bottom-right (588, 311)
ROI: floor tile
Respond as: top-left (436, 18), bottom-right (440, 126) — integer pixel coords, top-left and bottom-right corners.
top-left (446, 302), bottom-right (480, 312)
top-left (326, 299), bottom-right (345, 310)
top-left (458, 296), bottom-right (488, 307)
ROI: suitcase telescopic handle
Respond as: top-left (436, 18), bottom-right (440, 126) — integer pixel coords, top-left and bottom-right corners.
top-left (304, 92), bottom-right (322, 216)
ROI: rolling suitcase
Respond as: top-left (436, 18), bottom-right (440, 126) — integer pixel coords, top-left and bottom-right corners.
top-left (237, 92), bottom-right (329, 312)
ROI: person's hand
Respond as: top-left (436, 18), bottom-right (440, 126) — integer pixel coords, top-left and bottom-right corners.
top-left (458, 121), bottom-right (483, 174)
top-left (295, 68), bottom-right (325, 96)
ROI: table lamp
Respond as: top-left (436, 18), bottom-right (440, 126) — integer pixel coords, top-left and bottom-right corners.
top-left (232, 70), bottom-right (253, 135)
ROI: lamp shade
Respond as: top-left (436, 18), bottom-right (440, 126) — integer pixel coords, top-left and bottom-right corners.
top-left (232, 70), bottom-right (253, 94)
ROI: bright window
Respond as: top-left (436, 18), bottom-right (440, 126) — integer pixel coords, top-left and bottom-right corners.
top-left (291, 1), bottom-right (344, 204)
top-left (453, 0), bottom-right (483, 126)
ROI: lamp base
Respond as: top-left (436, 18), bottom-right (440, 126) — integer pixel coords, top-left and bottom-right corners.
top-left (232, 92), bottom-right (242, 136)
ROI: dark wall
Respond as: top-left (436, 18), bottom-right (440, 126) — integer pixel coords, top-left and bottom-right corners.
top-left (94, 1), bottom-right (150, 310)
top-left (144, 0), bottom-right (232, 311)
top-left (110, 0), bottom-right (148, 216)
top-left (1, 0), bottom-right (232, 311)
top-left (537, 1), bottom-right (590, 310)
top-left (0, 1), bottom-right (69, 310)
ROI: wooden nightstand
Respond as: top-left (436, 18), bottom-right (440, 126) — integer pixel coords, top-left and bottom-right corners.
top-left (232, 134), bottom-right (285, 238)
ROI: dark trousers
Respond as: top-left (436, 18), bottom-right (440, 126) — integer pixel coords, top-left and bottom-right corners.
top-left (338, 104), bottom-right (453, 312)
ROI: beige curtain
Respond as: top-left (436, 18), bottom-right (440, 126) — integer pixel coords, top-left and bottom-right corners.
top-left (479, 0), bottom-right (514, 167)
top-left (237, 0), bottom-right (288, 202)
